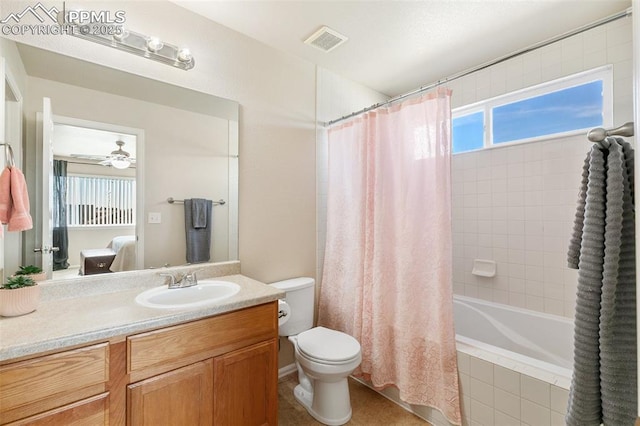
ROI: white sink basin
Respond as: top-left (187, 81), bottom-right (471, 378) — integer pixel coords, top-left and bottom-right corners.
top-left (135, 280), bottom-right (241, 309)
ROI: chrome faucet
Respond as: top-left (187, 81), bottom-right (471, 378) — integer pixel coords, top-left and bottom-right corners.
top-left (179, 272), bottom-right (198, 287)
top-left (159, 272), bottom-right (198, 289)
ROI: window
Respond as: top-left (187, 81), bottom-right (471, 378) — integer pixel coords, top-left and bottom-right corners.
top-left (452, 66), bottom-right (612, 154)
top-left (66, 175), bottom-right (136, 227)
top-left (453, 111), bottom-right (484, 153)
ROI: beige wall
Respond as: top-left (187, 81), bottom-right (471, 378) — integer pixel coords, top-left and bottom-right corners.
top-left (23, 76), bottom-right (232, 268)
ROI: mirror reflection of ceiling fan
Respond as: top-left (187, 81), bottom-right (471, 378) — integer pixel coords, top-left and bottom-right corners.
top-left (70, 140), bottom-right (136, 169)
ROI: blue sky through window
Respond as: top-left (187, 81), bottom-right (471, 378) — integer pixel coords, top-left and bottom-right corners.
top-left (493, 80), bottom-right (603, 144)
top-left (452, 111), bottom-right (484, 153)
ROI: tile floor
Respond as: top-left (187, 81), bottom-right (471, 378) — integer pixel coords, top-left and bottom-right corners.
top-left (278, 375), bottom-right (429, 425)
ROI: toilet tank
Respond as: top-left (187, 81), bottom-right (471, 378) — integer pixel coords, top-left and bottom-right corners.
top-left (271, 277), bottom-right (315, 336)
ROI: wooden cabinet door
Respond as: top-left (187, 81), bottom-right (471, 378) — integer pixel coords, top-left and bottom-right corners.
top-left (128, 360), bottom-right (213, 426)
top-left (213, 339), bottom-right (277, 426)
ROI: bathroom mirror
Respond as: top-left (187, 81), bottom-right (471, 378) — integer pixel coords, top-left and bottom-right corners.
top-left (5, 41), bottom-right (239, 279)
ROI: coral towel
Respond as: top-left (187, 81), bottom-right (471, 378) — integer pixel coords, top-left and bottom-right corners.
top-left (0, 167), bottom-right (11, 225)
top-left (0, 166), bottom-right (33, 233)
top-left (7, 167), bottom-right (32, 231)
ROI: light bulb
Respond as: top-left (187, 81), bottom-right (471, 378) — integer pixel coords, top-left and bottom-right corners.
top-left (111, 159), bottom-right (130, 169)
top-left (146, 37), bottom-right (164, 52)
top-left (177, 48), bottom-right (193, 63)
top-left (113, 29), bottom-right (129, 42)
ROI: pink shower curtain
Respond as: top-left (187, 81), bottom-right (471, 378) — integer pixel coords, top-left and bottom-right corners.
top-left (318, 88), bottom-right (461, 425)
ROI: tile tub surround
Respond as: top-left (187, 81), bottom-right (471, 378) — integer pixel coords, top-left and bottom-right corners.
top-left (0, 261), bottom-right (284, 361)
top-left (457, 351), bottom-right (569, 426)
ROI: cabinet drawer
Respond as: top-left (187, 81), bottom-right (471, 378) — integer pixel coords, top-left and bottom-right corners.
top-left (5, 393), bottom-right (109, 426)
top-left (128, 302), bottom-right (277, 377)
top-left (0, 343), bottom-right (109, 424)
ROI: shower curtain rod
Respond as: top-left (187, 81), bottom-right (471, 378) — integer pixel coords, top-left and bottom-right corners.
top-left (327, 7), bottom-right (633, 127)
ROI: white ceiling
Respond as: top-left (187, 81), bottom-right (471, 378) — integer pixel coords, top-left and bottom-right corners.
top-left (174, 0), bottom-right (631, 97)
top-left (53, 124), bottom-right (136, 158)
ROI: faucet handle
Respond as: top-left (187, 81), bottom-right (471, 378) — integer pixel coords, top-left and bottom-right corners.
top-left (159, 273), bottom-right (177, 287)
top-left (181, 272), bottom-right (198, 286)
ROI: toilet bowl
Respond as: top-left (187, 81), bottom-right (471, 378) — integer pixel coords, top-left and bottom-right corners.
top-left (272, 278), bottom-right (362, 426)
top-left (289, 327), bottom-right (362, 425)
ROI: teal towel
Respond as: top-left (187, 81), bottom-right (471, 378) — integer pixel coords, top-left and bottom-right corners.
top-left (184, 198), bottom-right (212, 264)
top-left (191, 198), bottom-right (208, 229)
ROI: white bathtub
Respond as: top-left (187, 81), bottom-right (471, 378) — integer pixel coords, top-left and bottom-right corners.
top-left (454, 295), bottom-right (573, 389)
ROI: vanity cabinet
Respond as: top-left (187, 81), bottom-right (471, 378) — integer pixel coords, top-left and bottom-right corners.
top-left (126, 301), bottom-right (278, 426)
top-left (0, 302), bottom-right (278, 426)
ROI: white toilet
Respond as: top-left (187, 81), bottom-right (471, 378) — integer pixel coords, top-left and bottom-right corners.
top-left (272, 277), bottom-right (362, 426)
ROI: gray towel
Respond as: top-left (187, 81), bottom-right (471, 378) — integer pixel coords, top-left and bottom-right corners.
top-left (566, 137), bottom-right (636, 426)
top-left (184, 198), bottom-right (213, 264)
top-left (191, 198), bottom-right (208, 229)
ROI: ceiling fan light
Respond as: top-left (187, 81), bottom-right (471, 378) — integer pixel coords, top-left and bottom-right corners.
top-left (111, 158), bottom-right (131, 169)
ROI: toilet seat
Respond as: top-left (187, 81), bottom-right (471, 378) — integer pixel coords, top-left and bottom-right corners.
top-left (296, 326), bottom-right (361, 364)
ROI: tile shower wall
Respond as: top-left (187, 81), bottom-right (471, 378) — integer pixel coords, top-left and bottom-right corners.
top-left (450, 17), bottom-right (634, 318)
top-left (452, 139), bottom-right (586, 317)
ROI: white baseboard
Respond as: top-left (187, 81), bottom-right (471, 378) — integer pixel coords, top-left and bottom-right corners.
top-left (278, 363), bottom-right (297, 379)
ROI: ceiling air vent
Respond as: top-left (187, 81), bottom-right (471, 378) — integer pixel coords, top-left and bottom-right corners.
top-left (304, 26), bottom-right (348, 53)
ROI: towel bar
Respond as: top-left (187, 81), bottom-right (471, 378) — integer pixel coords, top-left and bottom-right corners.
top-left (167, 197), bottom-right (226, 206)
top-left (587, 122), bottom-right (634, 142)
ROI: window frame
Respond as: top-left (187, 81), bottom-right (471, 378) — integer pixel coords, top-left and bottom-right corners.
top-left (452, 65), bottom-right (613, 154)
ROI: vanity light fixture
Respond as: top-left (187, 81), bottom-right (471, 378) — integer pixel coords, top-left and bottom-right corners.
top-left (59, 11), bottom-right (195, 70)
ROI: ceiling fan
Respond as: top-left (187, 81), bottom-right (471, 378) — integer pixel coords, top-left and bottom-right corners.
top-left (70, 140), bottom-right (136, 169)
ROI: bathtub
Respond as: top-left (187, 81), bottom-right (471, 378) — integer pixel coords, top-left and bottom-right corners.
top-left (349, 296), bottom-right (574, 426)
top-left (452, 295), bottom-right (573, 425)
top-left (454, 295), bottom-right (573, 387)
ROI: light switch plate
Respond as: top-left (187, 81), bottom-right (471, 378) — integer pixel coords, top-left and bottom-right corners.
top-left (148, 212), bottom-right (161, 224)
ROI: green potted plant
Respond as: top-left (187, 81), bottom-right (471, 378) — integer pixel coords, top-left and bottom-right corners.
top-left (14, 265), bottom-right (46, 282)
top-left (0, 275), bottom-right (40, 317)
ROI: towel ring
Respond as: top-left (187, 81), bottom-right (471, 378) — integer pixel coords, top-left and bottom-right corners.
top-left (1, 143), bottom-right (15, 168)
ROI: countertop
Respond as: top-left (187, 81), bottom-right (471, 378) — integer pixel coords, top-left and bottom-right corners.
top-left (0, 266), bottom-right (284, 362)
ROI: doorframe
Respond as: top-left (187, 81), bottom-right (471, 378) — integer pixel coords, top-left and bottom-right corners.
top-left (38, 114), bottom-right (145, 272)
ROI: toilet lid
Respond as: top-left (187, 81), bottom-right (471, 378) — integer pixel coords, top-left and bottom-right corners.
top-left (296, 326), bottom-right (361, 362)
